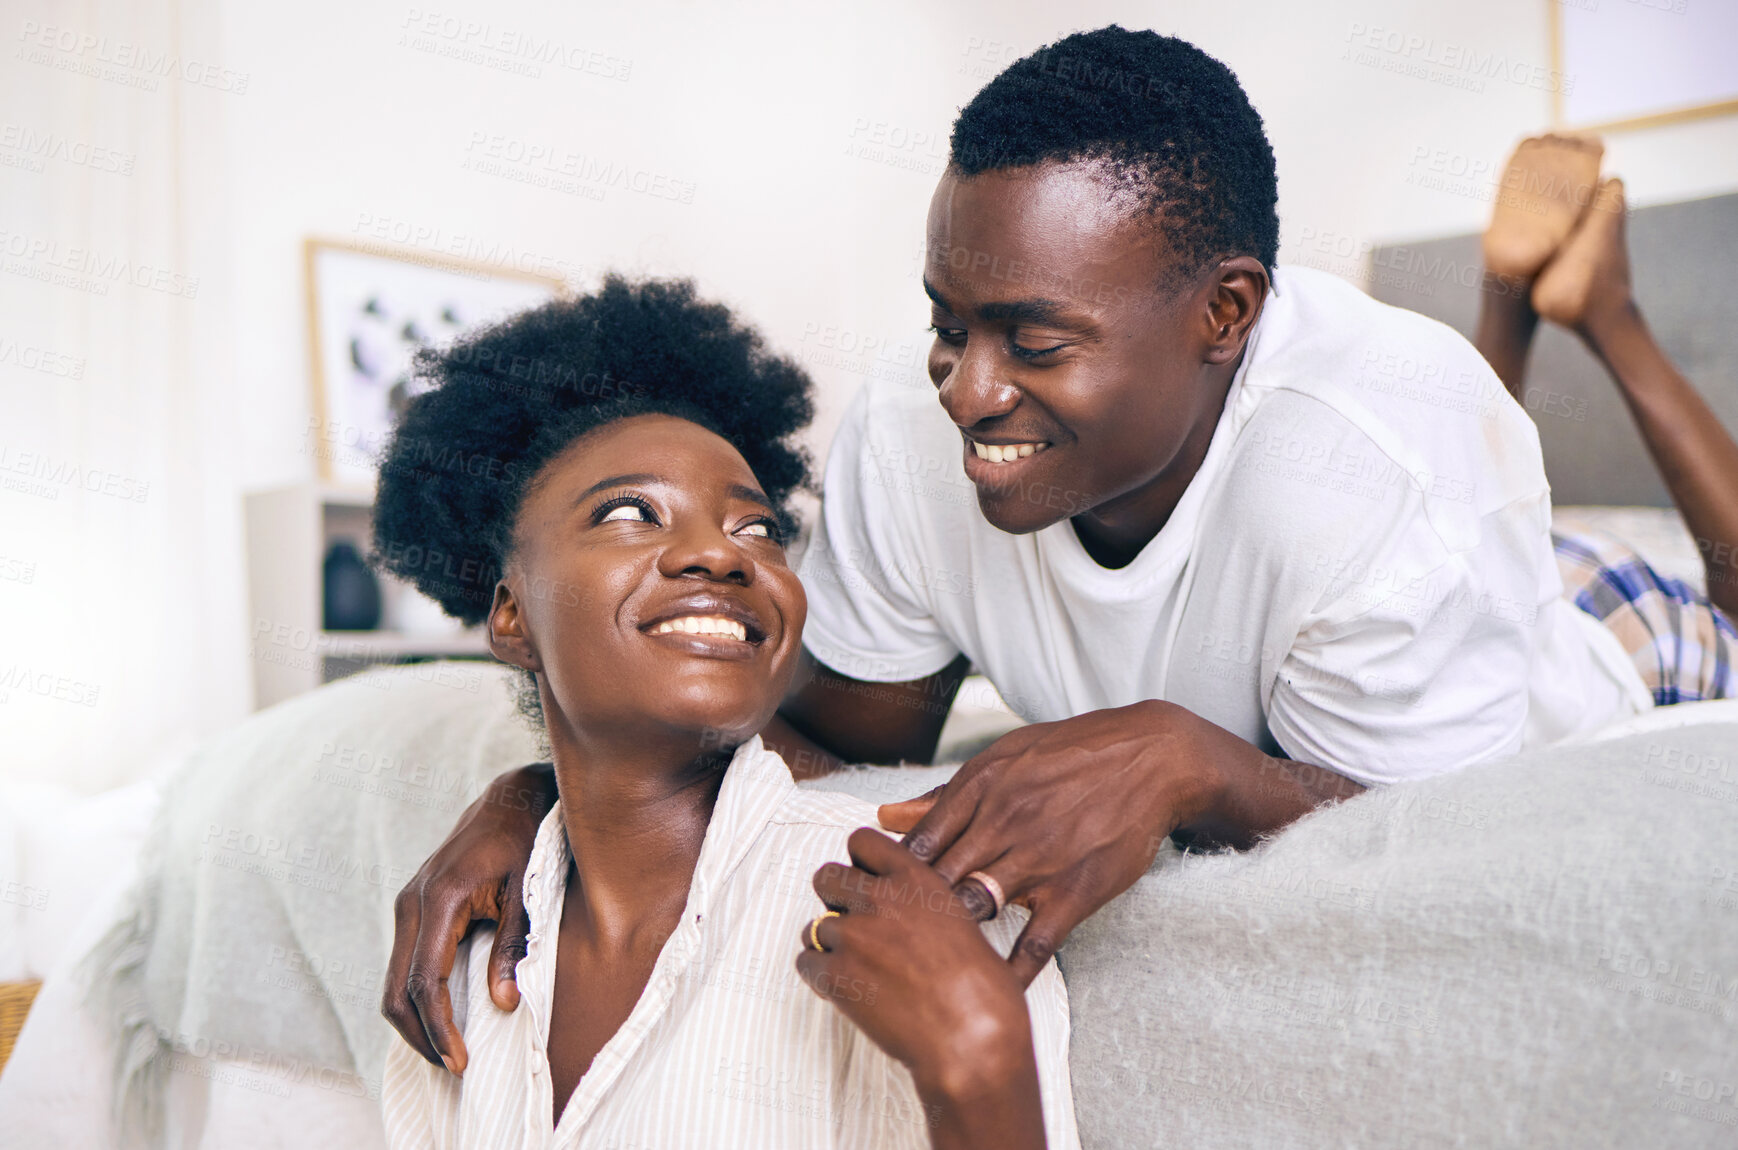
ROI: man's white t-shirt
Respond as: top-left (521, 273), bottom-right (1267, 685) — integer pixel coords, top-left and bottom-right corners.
top-left (797, 266), bottom-right (1651, 786)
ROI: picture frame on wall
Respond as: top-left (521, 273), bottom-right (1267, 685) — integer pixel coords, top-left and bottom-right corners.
top-left (1549, 0), bottom-right (1738, 133)
top-left (304, 237), bottom-right (566, 485)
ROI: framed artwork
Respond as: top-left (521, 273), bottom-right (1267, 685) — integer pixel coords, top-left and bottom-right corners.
top-left (1549, 0), bottom-right (1738, 132)
top-left (304, 237), bottom-right (565, 485)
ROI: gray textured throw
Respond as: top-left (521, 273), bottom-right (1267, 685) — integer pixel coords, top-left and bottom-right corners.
top-left (87, 664), bottom-right (1738, 1147)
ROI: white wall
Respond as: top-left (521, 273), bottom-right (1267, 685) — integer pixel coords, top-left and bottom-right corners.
top-left (5, 0), bottom-right (1736, 790)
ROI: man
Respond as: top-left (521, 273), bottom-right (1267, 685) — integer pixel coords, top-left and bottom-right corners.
top-left (382, 26), bottom-right (1656, 1071)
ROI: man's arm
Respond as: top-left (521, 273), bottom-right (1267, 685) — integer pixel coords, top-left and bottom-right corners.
top-left (881, 700), bottom-right (1365, 986)
top-left (382, 649), bottom-right (970, 1066)
top-left (382, 761), bottom-right (556, 1071)
top-left (769, 649), bottom-right (971, 777)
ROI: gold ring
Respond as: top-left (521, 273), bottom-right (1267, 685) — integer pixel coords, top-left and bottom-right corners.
top-left (963, 870), bottom-right (1006, 918)
top-left (807, 910), bottom-right (841, 951)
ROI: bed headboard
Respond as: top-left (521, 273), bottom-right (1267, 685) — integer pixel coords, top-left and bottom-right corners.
top-left (1368, 191), bottom-right (1738, 508)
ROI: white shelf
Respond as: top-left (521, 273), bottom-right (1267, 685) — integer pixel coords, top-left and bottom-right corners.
top-left (320, 629), bottom-right (491, 658)
top-left (315, 481), bottom-right (377, 508)
top-left (245, 482), bottom-right (494, 709)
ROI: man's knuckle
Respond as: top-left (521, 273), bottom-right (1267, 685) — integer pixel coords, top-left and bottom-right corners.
top-left (404, 969), bottom-right (438, 1003)
top-left (1018, 932), bottom-right (1057, 964)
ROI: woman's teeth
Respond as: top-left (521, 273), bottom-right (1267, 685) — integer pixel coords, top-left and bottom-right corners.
top-left (652, 616), bottom-right (748, 641)
top-left (971, 441), bottom-right (1046, 464)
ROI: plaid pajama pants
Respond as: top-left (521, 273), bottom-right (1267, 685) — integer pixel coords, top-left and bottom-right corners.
top-left (1554, 528), bottom-right (1737, 705)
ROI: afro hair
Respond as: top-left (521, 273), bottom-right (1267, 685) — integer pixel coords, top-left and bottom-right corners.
top-left (949, 25), bottom-right (1279, 281)
top-left (371, 275), bottom-right (814, 627)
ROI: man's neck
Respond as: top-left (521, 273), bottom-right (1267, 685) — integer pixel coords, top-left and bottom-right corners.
top-left (1069, 359), bottom-right (1239, 569)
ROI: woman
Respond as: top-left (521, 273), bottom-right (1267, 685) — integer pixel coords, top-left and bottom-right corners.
top-left (373, 277), bottom-right (1077, 1149)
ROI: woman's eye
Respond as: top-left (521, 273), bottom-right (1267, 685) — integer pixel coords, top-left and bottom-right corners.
top-left (737, 520), bottom-right (779, 540)
top-left (599, 502), bottom-right (653, 523)
top-left (927, 323), bottom-right (965, 343)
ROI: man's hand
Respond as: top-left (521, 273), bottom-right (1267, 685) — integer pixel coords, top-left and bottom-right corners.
top-left (879, 700), bottom-right (1362, 986)
top-left (381, 763), bottom-right (557, 1073)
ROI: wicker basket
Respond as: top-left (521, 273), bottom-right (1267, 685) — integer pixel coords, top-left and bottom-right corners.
top-left (0, 980), bottom-right (43, 1072)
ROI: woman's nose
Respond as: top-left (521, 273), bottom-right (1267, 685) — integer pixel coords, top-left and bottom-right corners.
top-left (657, 520), bottom-right (755, 584)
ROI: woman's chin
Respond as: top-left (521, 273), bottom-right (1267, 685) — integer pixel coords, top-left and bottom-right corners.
top-left (658, 701), bottom-right (778, 753)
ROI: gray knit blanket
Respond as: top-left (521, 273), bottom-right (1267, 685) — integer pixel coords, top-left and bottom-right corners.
top-left (87, 665), bottom-right (1738, 1147)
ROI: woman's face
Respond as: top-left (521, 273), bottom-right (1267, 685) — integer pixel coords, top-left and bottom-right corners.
top-left (492, 413), bottom-right (806, 751)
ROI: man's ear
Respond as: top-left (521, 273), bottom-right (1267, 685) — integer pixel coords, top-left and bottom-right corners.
top-left (1201, 256), bottom-right (1270, 367)
top-left (486, 580), bottom-right (542, 672)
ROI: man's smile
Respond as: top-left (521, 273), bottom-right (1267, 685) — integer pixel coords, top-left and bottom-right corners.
top-left (961, 432), bottom-right (1056, 490)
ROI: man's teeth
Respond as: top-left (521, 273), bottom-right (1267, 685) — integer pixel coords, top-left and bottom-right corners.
top-left (652, 616), bottom-right (748, 641)
top-left (971, 441), bottom-right (1046, 464)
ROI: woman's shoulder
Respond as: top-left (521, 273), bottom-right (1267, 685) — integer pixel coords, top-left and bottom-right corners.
top-left (770, 781), bottom-right (887, 835)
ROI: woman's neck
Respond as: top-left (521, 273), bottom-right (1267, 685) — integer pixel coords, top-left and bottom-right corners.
top-left (545, 722), bottom-right (729, 944)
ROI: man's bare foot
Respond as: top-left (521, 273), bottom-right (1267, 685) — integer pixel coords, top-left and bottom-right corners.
top-left (1481, 134), bottom-right (1605, 280)
top-left (1531, 177), bottom-right (1631, 334)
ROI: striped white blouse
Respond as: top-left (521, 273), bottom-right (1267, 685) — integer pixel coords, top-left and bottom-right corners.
top-left (381, 737), bottom-right (1079, 1149)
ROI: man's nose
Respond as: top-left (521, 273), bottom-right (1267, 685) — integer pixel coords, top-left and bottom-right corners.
top-left (936, 340), bottom-right (1019, 428)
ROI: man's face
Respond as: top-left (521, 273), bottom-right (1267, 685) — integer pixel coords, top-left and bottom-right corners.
top-left (923, 162), bottom-right (1229, 538)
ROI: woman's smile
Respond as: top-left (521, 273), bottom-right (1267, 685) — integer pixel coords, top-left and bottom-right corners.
top-left (639, 590), bottom-right (769, 662)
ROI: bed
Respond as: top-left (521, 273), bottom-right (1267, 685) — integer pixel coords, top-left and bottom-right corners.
top-left (2, 505), bottom-right (1734, 1147)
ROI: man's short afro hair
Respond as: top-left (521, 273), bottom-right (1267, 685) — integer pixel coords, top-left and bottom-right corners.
top-left (371, 275), bottom-right (814, 626)
top-left (949, 25), bottom-right (1279, 281)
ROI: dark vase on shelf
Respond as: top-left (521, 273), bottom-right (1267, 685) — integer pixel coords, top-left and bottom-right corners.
top-left (322, 540), bottom-right (382, 630)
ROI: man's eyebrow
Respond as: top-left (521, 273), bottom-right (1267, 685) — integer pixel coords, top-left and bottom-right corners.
top-left (922, 277), bottom-right (1080, 326)
top-left (977, 297), bottom-right (1075, 325)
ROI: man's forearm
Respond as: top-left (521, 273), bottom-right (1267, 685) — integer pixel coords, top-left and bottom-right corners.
top-left (480, 761), bottom-right (558, 817)
top-left (761, 712), bottom-right (847, 780)
top-left (1161, 707), bottom-right (1364, 850)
